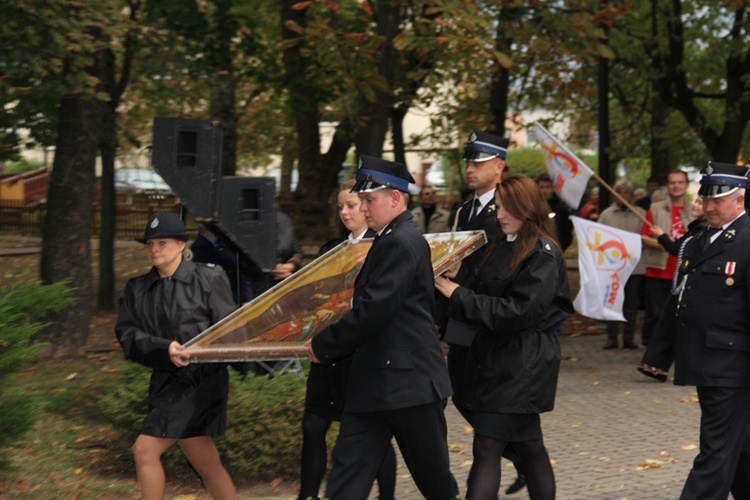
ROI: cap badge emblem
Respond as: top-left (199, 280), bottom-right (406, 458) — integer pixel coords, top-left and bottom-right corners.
top-left (150, 217), bottom-right (160, 229)
top-left (705, 165), bottom-right (714, 175)
top-left (469, 132), bottom-right (477, 143)
top-left (357, 158), bottom-right (363, 170)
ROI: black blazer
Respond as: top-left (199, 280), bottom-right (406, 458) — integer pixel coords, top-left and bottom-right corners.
top-left (645, 213), bottom-right (750, 387)
top-left (311, 211), bottom-right (452, 412)
top-left (437, 193), bottom-right (499, 331)
top-left (449, 237), bottom-right (573, 413)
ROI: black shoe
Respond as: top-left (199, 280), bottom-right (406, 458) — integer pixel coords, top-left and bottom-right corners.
top-left (623, 342), bottom-right (639, 349)
top-left (603, 342), bottom-right (618, 350)
top-left (637, 365), bottom-right (667, 382)
top-left (505, 474), bottom-right (526, 495)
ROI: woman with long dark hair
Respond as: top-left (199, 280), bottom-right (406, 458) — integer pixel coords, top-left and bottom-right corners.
top-left (435, 175), bottom-right (573, 499)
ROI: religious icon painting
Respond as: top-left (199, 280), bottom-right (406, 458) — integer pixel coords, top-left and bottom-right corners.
top-left (184, 230), bottom-right (488, 362)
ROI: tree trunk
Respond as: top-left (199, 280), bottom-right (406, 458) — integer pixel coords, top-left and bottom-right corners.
top-left (391, 107), bottom-right (407, 167)
top-left (281, 0), bottom-right (327, 237)
top-left (206, 0), bottom-right (238, 176)
top-left (353, 0), bottom-right (399, 158)
top-left (649, 91), bottom-right (673, 181)
top-left (98, 104), bottom-right (116, 312)
top-left (489, 3), bottom-right (523, 137)
top-left (98, 46), bottom-right (117, 312)
top-left (39, 92), bottom-right (103, 356)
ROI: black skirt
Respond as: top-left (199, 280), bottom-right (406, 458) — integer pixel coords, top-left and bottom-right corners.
top-left (472, 411), bottom-right (542, 442)
top-left (141, 364), bottom-right (229, 439)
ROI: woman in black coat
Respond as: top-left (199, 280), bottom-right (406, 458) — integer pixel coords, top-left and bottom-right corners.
top-left (115, 212), bottom-right (237, 500)
top-left (298, 180), bottom-right (395, 500)
top-left (435, 175), bottom-right (573, 499)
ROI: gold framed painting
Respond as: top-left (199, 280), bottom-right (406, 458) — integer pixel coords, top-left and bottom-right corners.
top-left (184, 230), bottom-right (488, 362)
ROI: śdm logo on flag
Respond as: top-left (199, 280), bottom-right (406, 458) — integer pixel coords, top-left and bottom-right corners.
top-left (533, 122), bottom-right (594, 210)
top-left (571, 216), bottom-right (642, 322)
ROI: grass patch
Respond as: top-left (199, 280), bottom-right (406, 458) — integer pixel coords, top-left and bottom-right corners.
top-left (2, 354), bottom-right (140, 499)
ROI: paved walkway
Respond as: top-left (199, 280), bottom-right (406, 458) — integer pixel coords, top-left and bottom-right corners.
top-left (386, 331), bottom-right (698, 499)
top-left (252, 328), bottom-right (701, 500)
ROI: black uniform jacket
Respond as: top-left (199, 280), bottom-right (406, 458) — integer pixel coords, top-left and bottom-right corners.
top-left (115, 259), bottom-right (236, 369)
top-left (644, 213), bottom-right (750, 387)
top-left (311, 211), bottom-right (453, 413)
top-left (115, 259), bottom-right (236, 438)
top-left (449, 236), bottom-right (573, 413)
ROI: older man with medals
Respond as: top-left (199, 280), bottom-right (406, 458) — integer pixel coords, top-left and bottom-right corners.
top-left (642, 161), bottom-right (750, 499)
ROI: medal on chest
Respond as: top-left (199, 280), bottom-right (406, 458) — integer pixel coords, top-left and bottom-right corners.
top-left (725, 261), bottom-right (736, 286)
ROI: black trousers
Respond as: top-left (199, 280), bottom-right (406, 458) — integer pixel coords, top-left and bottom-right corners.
top-left (680, 386), bottom-right (750, 500)
top-left (643, 277), bottom-right (672, 346)
top-left (325, 401), bottom-right (458, 500)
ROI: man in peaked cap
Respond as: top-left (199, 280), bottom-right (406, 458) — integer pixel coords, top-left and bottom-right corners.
top-left (443, 131), bottom-right (509, 420)
top-left (443, 131), bottom-right (530, 495)
top-left (306, 155), bottom-right (458, 499)
top-left (642, 161), bottom-right (750, 499)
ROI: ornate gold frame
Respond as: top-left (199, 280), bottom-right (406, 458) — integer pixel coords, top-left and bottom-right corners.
top-left (184, 230), bottom-right (487, 362)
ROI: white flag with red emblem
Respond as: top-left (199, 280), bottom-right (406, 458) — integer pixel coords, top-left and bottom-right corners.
top-left (571, 216), bottom-right (642, 321)
top-left (534, 122), bottom-right (594, 209)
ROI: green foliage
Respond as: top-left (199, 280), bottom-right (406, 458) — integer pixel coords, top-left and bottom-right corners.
top-left (97, 359), bottom-right (150, 437)
top-left (506, 147), bottom-right (547, 179)
top-left (2, 158), bottom-right (45, 174)
top-left (0, 281), bottom-right (72, 470)
top-left (221, 373), bottom-right (310, 479)
top-left (98, 361), bottom-right (315, 480)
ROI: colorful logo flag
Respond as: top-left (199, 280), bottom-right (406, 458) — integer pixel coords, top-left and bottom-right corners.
top-left (533, 122), bottom-right (594, 209)
top-left (571, 216), bottom-right (642, 321)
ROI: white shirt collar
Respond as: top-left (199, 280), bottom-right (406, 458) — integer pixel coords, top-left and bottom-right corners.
top-left (474, 189), bottom-right (496, 214)
top-left (349, 229), bottom-right (369, 241)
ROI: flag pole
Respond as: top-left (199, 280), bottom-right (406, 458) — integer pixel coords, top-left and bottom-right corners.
top-left (532, 121), bottom-right (655, 229)
top-left (589, 170), bottom-right (655, 229)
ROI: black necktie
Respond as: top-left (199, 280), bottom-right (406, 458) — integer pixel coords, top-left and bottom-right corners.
top-left (468, 198), bottom-right (481, 222)
top-left (700, 226), bottom-right (721, 252)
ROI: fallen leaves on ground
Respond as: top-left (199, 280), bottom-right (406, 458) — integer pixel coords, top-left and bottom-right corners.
top-left (636, 459), bottom-right (664, 470)
top-left (679, 396), bottom-right (699, 403)
top-left (448, 443), bottom-right (467, 454)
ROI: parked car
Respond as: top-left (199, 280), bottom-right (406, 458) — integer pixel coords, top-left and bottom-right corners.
top-left (114, 168), bottom-right (171, 194)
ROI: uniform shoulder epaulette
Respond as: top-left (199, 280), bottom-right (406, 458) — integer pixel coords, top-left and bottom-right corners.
top-left (539, 236), bottom-right (556, 253)
top-left (194, 261), bottom-right (224, 275)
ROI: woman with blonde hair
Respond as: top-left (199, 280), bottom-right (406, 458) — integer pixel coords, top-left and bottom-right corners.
top-left (116, 212), bottom-right (237, 500)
